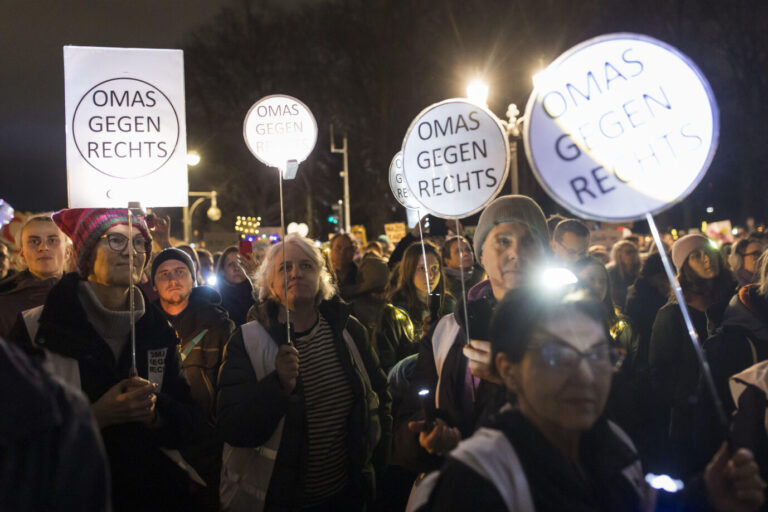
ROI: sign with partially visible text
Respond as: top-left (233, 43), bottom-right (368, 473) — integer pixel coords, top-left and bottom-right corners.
top-left (243, 95), bottom-right (317, 174)
top-left (401, 99), bottom-right (509, 219)
top-left (64, 46), bottom-right (187, 207)
top-left (389, 151), bottom-right (420, 209)
top-left (524, 33), bottom-right (719, 222)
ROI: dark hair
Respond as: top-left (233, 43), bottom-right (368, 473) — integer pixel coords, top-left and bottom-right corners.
top-left (640, 252), bottom-right (666, 280)
top-left (441, 235), bottom-right (472, 262)
top-left (388, 241), bottom-right (446, 318)
top-left (677, 246), bottom-right (735, 303)
top-left (553, 219), bottom-right (590, 243)
top-left (216, 246), bottom-right (239, 277)
top-left (330, 232), bottom-right (354, 249)
top-left (490, 287), bottom-right (609, 366)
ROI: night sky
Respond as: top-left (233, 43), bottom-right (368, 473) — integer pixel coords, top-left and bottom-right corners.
top-left (0, 0), bottom-right (235, 212)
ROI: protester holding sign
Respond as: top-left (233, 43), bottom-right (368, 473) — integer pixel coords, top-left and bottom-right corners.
top-left (410, 287), bottom-right (765, 512)
top-left (647, 235), bottom-right (736, 478)
top-left (217, 235), bottom-right (391, 511)
top-left (10, 208), bottom-right (201, 512)
top-left (391, 195), bottom-right (550, 474)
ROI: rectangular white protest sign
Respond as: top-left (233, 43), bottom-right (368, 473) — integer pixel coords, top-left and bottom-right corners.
top-left (64, 46), bottom-right (188, 208)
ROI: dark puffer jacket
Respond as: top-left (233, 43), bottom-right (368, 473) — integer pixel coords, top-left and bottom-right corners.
top-left (350, 295), bottom-right (417, 374)
top-left (217, 297), bottom-right (392, 510)
top-left (12, 272), bottom-right (201, 512)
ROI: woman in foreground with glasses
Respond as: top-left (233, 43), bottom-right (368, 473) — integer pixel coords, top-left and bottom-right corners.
top-left (409, 287), bottom-right (764, 512)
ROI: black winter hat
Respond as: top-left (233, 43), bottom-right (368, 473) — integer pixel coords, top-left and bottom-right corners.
top-left (151, 248), bottom-right (196, 285)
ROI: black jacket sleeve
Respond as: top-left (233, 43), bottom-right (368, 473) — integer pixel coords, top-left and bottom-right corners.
top-left (216, 328), bottom-right (292, 446)
top-left (150, 343), bottom-right (200, 449)
top-left (424, 457), bottom-right (507, 511)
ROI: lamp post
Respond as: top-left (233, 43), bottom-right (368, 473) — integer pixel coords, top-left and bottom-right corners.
top-left (466, 81), bottom-right (523, 195)
top-left (330, 124), bottom-right (351, 233)
top-left (183, 191), bottom-right (221, 242)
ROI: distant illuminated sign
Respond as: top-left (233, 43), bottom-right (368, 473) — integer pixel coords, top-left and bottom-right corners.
top-left (243, 95), bottom-right (317, 174)
top-left (401, 99), bottom-right (509, 219)
top-left (524, 33), bottom-right (718, 222)
top-left (389, 151), bottom-right (420, 210)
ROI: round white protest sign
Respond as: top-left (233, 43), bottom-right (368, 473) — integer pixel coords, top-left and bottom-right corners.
top-left (524, 33), bottom-right (719, 222)
top-left (401, 99), bottom-right (509, 219)
top-left (389, 152), bottom-right (420, 210)
top-left (243, 95), bottom-right (318, 170)
top-left (72, 77), bottom-right (181, 179)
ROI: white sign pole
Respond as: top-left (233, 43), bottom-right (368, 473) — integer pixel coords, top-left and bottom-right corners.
top-left (64, 46), bottom-right (188, 208)
top-left (524, 32), bottom-right (725, 435)
top-left (244, 95), bottom-right (318, 346)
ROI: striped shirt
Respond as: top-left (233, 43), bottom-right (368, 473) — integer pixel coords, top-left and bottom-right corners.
top-left (294, 315), bottom-right (355, 506)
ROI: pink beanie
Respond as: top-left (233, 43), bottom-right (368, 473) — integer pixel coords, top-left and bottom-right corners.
top-left (671, 234), bottom-right (711, 271)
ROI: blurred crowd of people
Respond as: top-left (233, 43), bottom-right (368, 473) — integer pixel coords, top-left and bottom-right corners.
top-left (2, 197), bottom-right (768, 512)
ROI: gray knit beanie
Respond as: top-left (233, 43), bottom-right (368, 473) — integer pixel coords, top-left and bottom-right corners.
top-left (473, 195), bottom-right (549, 261)
top-left (671, 234), bottom-right (711, 271)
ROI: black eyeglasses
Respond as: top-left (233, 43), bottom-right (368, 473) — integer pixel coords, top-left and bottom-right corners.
top-left (535, 340), bottom-right (625, 375)
top-left (100, 233), bottom-right (150, 254)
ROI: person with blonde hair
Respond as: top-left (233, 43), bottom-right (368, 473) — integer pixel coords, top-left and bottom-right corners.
top-left (217, 234), bottom-right (391, 511)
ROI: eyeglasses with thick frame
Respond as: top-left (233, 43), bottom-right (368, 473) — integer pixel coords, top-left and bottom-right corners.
top-left (100, 233), bottom-right (150, 254)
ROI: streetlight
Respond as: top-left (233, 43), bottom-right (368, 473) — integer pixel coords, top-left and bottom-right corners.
top-left (466, 80), bottom-right (523, 194)
top-left (466, 80), bottom-right (489, 106)
top-left (187, 151), bottom-right (201, 166)
top-left (183, 191), bottom-right (220, 242)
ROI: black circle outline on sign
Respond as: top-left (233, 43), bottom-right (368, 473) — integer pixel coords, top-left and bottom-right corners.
top-left (401, 98), bottom-right (510, 220)
top-left (522, 32), bottom-right (720, 223)
top-left (72, 77), bottom-right (181, 179)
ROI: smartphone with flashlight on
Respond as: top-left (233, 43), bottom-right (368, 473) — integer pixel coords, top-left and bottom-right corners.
top-left (418, 388), bottom-right (436, 431)
top-left (239, 239), bottom-right (253, 256)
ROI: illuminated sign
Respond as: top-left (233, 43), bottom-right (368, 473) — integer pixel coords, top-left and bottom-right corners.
top-left (389, 151), bottom-right (420, 209)
top-left (243, 95), bottom-right (317, 174)
top-left (524, 33), bottom-right (718, 222)
top-left (64, 46), bottom-right (188, 208)
top-left (401, 99), bottom-right (509, 219)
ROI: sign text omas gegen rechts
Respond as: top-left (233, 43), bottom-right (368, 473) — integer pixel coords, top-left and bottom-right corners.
top-left (402, 99), bottom-right (507, 218)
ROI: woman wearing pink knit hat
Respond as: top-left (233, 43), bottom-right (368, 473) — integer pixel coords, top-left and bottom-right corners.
top-left (645, 234), bottom-right (736, 479)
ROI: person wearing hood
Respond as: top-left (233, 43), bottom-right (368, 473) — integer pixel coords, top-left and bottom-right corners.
top-left (152, 247), bottom-right (235, 510)
top-left (347, 254), bottom-right (417, 375)
top-left (391, 195), bottom-right (550, 475)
